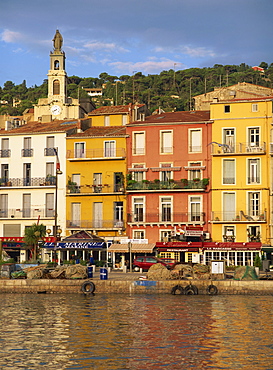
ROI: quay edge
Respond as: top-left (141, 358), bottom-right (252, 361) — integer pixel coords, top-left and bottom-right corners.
top-left (1, 279), bottom-right (273, 295)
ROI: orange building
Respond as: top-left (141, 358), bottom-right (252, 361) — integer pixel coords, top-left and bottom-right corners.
top-left (126, 111), bottom-right (212, 262)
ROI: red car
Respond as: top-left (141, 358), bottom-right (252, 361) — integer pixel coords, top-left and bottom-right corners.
top-left (132, 256), bottom-right (171, 272)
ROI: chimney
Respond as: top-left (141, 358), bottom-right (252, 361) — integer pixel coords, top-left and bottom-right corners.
top-left (77, 119), bottom-right (82, 133)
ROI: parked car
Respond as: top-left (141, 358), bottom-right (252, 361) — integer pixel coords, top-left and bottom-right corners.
top-left (132, 256), bottom-right (171, 272)
top-left (159, 258), bottom-right (178, 268)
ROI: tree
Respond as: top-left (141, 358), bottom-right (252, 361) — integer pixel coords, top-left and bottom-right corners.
top-left (259, 62), bottom-right (268, 70)
top-left (24, 223), bottom-right (46, 262)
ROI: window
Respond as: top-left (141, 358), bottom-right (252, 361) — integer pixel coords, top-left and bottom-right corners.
top-left (252, 104), bottom-right (258, 112)
top-left (0, 194), bottom-right (8, 218)
top-left (45, 136), bottom-right (55, 156)
top-left (132, 164), bottom-right (145, 182)
top-left (54, 60), bottom-right (59, 70)
top-left (160, 197), bottom-right (172, 222)
top-left (93, 202), bottom-right (103, 227)
top-left (23, 163), bottom-right (31, 186)
top-left (223, 159), bottom-right (235, 184)
top-left (248, 159), bottom-right (260, 184)
top-left (53, 79), bottom-right (60, 95)
top-left (93, 173), bottom-right (102, 192)
top-left (1, 138), bottom-right (10, 158)
top-left (114, 202), bottom-right (123, 227)
top-left (75, 142), bottom-right (85, 158)
top-left (104, 140), bottom-right (116, 157)
top-left (160, 163), bottom-right (172, 182)
top-left (189, 129), bottom-right (201, 152)
top-left (72, 174), bottom-right (80, 193)
top-left (133, 132), bottom-right (145, 155)
top-left (133, 230), bottom-right (145, 239)
top-left (46, 193), bottom-right (54, 217)
top-left (71, 203), bottom-right (81, 227)
top-left (223, 192), bottom-right (235, 221)
top-left (189, 196), bottom-right (201, 221)
top-left (46, 163), bottom-right (54, 177)
top-left (104, 115), bottom-right (110, 126)
top-left (122, 115), bottom-right (127, 126)
top-left (188, 162), bottom-right (201, 180)
top-left (23, 137), bottom-right (32, 157)
top-left (223, 128), bottom-right (235, 152)
top-left (224, 105), bottom-right (230, 113)
top-left (248, 192), bottom-right (260, 218)
top-left (1, 164), bottom-right (9, 182)
top-left (160, 230), bottom-right (172, 242)
top-left (223, 226), bottom-right (235, 242)
top-left (23, 194), bottom-right (31, 218)
top-left (160, 130), bottom-right (173, 154)
top-left (248, 226), bottom-right (260, 242)
top-left (248, 127), bottom-right (260, 147)
top-left (133, 197), bottom-right (144, 222)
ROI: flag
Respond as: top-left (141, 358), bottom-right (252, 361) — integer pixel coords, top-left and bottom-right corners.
top-left (53, 148), bottom-right (60, 171)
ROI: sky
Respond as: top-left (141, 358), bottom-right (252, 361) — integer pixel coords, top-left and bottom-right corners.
top-left (1, 0), bottom-right (273, 88)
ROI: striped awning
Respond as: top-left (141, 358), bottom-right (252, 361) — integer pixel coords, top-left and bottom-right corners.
top-left (108, 243), bottom-right (156, 253)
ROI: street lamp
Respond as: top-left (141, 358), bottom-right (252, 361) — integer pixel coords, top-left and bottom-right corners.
top-left (53, 160), bottom-right (63, 265)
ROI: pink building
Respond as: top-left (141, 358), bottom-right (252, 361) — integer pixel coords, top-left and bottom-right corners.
top-left (126, 110), bottom-right (213, 251)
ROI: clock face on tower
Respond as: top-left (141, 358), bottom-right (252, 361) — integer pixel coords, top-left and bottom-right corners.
top-left (51, 105), bottom-right (61, 115)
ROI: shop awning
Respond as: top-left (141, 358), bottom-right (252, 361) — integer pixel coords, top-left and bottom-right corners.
top-left (108, 243), bottom-right (155, 253)
top-left (43, 242), bottom-right (105, 249)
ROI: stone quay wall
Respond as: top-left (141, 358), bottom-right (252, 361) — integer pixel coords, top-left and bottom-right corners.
top-left (1, 279), bottom-right (273, 295)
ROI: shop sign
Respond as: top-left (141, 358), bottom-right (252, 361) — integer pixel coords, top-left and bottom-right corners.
top-left (43, 242), bottom-right (105, 249)
top-left (185, 226), bottom-right (203, 236)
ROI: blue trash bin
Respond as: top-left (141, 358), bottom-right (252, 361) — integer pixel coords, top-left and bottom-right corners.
top-left (87, 266), bottom-right (93, 278)
top-left (76, 259), bottom-right (80, 264)
top-left (100, 267), bottom-right (108, 280)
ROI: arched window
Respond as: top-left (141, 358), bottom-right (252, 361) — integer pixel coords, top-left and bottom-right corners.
top-left (54, 60), bottom-right (60, 70)
top-left (53, 80), bottom-right (60, 95)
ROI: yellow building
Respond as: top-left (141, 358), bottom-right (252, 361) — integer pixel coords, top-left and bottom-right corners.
top-left (210, 97), bottom-right (272, 245)
top-left (87, 103), bottom-right (150, 126)
top-left (66, 126), bottom-right (127, 243)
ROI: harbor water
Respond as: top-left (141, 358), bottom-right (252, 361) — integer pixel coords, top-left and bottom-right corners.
top-left (1, 293), bottom-right (273, 370)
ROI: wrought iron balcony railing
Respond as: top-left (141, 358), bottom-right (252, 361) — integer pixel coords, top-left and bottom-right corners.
top-left (210, 142), bottom-right (266, 155)
top-left (67, 184), bottom-right (124, 194)
top-left (66, 220), bottom-right (124, 229)
top-left (66, 148), bottom-right (126, 159)
top-left (126, 179), bottom-right (208, 191)
top-left (211, 210), bottom-right (266, 222)
top-left (127, 212), bottom-right (205, 223)
top-left (21, 148), bottom-right (33, 157)
top-left (0, 208), bottom-right (55, 219)
top-left (0, 149), bottom-right (11, 158)
top-left (0, 177), bottom-right (56, 187)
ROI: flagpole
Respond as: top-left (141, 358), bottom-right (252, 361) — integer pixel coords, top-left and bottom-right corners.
top-left (53, 148), bottom-right (62, 265)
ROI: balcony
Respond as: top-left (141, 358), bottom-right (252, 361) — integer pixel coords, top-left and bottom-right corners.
top-left (210, 142), bottom-right (266, 155)
top-left (44, 147), bottom-right (57, 156)
top-left (67, 148), bottom-right (126, 160)
top-left (211, 210), bottom-right (266, 223)
top-left (0, 208), bottom-right (55, 219)
top-left (0, 177), bottom-right (56, 187)
top-left (21, 148), bottom-right (33, 157)
top-left (67, 183), bottom-right (124, 194)
top-left (127, 212), bottom-right (205, 224)
top-left (0, 149), bottom-right (11, 158)
top-left (126, 179), bottom-right (208, 191)
top-left (66, 220), bottom-right (124, 229)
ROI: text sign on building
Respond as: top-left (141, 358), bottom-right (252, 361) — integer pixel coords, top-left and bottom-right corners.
top-left (185, 226), bottom-right (203, 236)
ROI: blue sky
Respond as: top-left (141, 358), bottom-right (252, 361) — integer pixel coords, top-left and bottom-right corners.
top-left (1, 0), bottom-right (273, 88)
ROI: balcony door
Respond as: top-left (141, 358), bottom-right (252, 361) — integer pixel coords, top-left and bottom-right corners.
top-left (93, 202), bottom-right (103, 227)
top-left (71, 203), bottom-right (81, 227)
top-left (223, 192), bottom-right (235, 221)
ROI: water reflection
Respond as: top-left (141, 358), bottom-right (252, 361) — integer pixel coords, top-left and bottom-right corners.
top-left (0, 294), bottom-right (273, 369)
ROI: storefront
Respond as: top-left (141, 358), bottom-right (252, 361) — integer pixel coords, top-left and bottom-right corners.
top-left (0, 236), bottom-right (56, 263)
top-left (156, 241), bottom-right (262, 266)
top-left (42, 231), bottom-right (106, 264)
top-left (108, 241), bottom-right (156, 269)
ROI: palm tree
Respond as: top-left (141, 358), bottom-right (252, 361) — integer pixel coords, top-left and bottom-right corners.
top-left (24, 223), bottom-right (46, 262)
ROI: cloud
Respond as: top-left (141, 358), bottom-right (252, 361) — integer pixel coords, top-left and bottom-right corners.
top-left (1, 29), bottom-right (23, 43)
top-left (154, 44), bottom-right (216, 58)
top-left (109, 58), bottom-right (186, 74)
top-left (84, 41), bottom-right (129, 53)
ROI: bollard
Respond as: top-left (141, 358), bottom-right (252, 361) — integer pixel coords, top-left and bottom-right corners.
top-left (100, 267), bottom-right (108, 280)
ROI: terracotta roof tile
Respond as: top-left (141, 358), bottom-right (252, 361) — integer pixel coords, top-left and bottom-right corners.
top-left (0, 120), bottom-right (78, 135)
top-left (69, 126), bottom-right (127, 138)
top-left (88, 104), bottom-right (144, 116)
top-left (129, 110), bottom-right (211, 124)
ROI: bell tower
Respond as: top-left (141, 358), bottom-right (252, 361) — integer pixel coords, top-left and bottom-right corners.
top-left (47, 30), bottom-right (67, 105)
